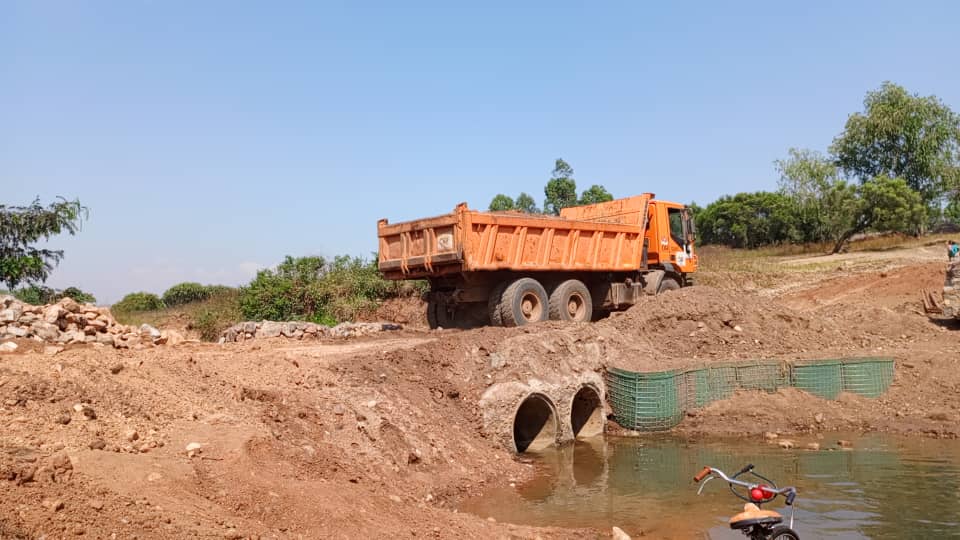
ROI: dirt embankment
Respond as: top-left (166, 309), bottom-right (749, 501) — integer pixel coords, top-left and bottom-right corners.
top-left (2, 253), bottom-right (960, 539)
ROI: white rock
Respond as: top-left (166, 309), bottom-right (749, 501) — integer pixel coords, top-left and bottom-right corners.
top-left (185, 442), bottom-right (203, 452)
top-left (0, 341), bottom-right (17, 352)
top-left (612, 526), bottom-right (632, 540)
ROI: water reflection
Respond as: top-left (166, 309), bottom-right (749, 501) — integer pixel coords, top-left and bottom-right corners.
top-left (459, 433), bottom-right (960, 539)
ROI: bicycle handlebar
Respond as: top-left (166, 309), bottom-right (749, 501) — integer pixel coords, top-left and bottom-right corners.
top-left (694, 465), bottom-right (798, 505)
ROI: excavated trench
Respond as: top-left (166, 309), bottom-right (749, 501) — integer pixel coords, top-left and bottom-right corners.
top-left (512, 393), bottom-right (559, 453)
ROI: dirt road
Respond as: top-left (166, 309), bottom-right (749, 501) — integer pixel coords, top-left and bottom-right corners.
top-left (2, 245), bottom-right (959, 539)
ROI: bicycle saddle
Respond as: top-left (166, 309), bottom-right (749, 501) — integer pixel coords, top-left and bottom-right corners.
top-left (729, 503), bottom-right (783, 530)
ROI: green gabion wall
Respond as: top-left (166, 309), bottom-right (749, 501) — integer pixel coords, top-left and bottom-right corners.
top-left (606, 357), bottom-right (895, 432)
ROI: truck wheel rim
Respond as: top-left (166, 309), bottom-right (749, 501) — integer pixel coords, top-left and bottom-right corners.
top-left (566, 294), bottom-right (586, 320)
top-left (520, 293), bottom-right (542, 321)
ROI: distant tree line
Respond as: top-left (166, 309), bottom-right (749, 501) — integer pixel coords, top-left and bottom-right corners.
top-left (693, 82), bottom-right (960, 253)
top-left (489, 158), bottom-right (614, 215)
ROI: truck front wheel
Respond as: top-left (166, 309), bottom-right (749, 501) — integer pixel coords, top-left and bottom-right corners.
top-left (497, 278), bottom-right (549, 327)
top-left (548, 279), bottom-right (593, 322)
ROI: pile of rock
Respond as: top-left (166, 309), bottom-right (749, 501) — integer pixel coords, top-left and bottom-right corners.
top-left (0, 295), bottom-right (182, 349)
top-left (219, 320), bottom-right (402, 343)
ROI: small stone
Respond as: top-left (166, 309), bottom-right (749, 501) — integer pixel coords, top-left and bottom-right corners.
top-left (89, 439), bottom-right (107, 450)
top-left (332, 404), bottom-right (346, 415)
top-left (55, 414), bottom-right (72, 425)
top-left (612, 526), bottom-right (632, 540)
top-left (125, 430), bottom-right (139, 442)
top-left (89, 499), bottom-right (105, 511)
top-left (489, 353), bottom-right (507, 369)
top-left (366, 400), bottom-right (377, 408)
top-left (778, 440), bottom-right (794, 449)
top-left (814, 413), bottom-right (825, 424)
top-left (0, 341), bottom-right (17, 353)
top-left (43, 345), bottom-right (64, 356)
top-left (146, 472), bottom-right (162, 482)
top-left (837, 439), bottom-right (853, 449)
top-left (389, 495), bottom-right (402, 503)
top-left (42, 499), bottom-right (65, 511)
top-left (763, 432), bottom-right (778, 441)
top-left (138, 444), bottom-right (151, 453)
top-left (805, 442), bottom-right (820, 451)
top-left (733, 325), bottom-right (743, 333)
top-left (110, 364), bottom-right (124, 375)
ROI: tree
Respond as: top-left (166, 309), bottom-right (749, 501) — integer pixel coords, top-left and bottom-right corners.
top-left (488, 194), bottom-right (515, 211)
top-left (831, 82), bottom-right (960, 204)
top-left (833, 176), bottom-right (926, 253)
top-left (544, 158), bottom-right (579, 215)
top-left (0, 197), bottom-right (88, 289)
top-left (514, 192), bottom-right (539, 213)
top-left (579, 184), bottom-right (614, 205)
top-left (776, 148), bottom-right (843, 243)
top-left (695, 192), bottom-right (800, 248)
top-left (826, 176), bottom-right (925, 253)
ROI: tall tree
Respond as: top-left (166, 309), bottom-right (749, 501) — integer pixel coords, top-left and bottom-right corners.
top-left (579, 184), bottom-right (614, 205)
top-left (0, 197), bottom-right (88, 289)
top-left (488, 194), bottom-right (515, 211)
top-left (543, 158), bottom-right (578, 215)
top-left (831, 82), bottom-right (960, 203)
top-left (776, 148), bottom-right (843, 243)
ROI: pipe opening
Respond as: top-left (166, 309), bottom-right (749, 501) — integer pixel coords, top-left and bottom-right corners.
top-left (513, 393), bottom-right (558, 453)
top-left (571, 385), bottom-right (603, 438)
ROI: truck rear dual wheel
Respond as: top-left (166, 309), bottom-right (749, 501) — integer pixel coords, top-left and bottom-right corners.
top-left (548, 279), bottom-right (593, 323)
top-left (426, 299), bottom-right (452, 329)
top-left (491, 278), bottom-right (549, 327)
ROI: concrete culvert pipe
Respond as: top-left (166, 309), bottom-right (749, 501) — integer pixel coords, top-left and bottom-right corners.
top-left (570, 385), bottom-right (604, 439)
top-left (513, 393), bottom-right (559, 453)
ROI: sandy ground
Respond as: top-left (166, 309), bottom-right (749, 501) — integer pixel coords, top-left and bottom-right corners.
top-left (2, 244), bottom-right (959, 539)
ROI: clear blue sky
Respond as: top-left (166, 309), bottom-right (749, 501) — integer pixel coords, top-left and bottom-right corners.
top-left (4, 1), bottom-right (959, 303)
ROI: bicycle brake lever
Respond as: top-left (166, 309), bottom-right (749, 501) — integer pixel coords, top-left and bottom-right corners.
top-left (697, 476), bottom-right (713, 495)
top-left (735, 464), bottom-right (754, 476)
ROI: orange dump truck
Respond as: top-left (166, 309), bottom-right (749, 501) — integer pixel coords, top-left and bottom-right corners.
top-left (377, 193), bottom-right (697, 328)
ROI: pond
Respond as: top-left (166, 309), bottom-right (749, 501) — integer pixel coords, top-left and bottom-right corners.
top-left (460, 433), bottom-right (960, 538)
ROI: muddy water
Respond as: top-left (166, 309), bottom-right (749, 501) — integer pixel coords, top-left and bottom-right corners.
top-left (460, 433), bottom-right (960, 539)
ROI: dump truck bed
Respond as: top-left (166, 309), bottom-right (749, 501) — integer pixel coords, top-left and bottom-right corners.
top-left (377, 194), bottom-right (652, 279)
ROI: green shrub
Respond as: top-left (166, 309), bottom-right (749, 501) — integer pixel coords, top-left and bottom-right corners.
top-left (60, 286), bottom-right (97, 304)
top-left (190, 289), bottom-right (243, 341)
top-left (238, 255), bottom-right (418, 324)
top-left (162, 282), bottom-right (211, 306)
top-left (113, 292), bottom-right (165, 313)
top-left (13, 285), bottom-right (57, 305)
top-left (12, 284), bottom-right (96, 305)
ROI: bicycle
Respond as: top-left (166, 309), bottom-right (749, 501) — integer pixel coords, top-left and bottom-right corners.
top-left (692, 464), bottom-right (799, 540)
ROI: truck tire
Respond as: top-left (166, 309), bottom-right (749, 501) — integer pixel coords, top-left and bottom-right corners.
top-left (498, 278), bottom-right (548, 327)
top-left (426, 299), bottom-right (452, 329)
top-left (487, 281), bottom-right (510, 327)
top-left (548, 279), bottom-right (593, 322)
top-left (657, 277), bottom-right (680, 294)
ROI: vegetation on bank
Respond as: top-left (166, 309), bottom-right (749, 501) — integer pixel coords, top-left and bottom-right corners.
top-left (111, 256), bottom-right (426, 341)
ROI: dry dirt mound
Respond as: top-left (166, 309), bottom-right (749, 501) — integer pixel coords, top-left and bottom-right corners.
top-left (781, 262), bottom-right (946, 312)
